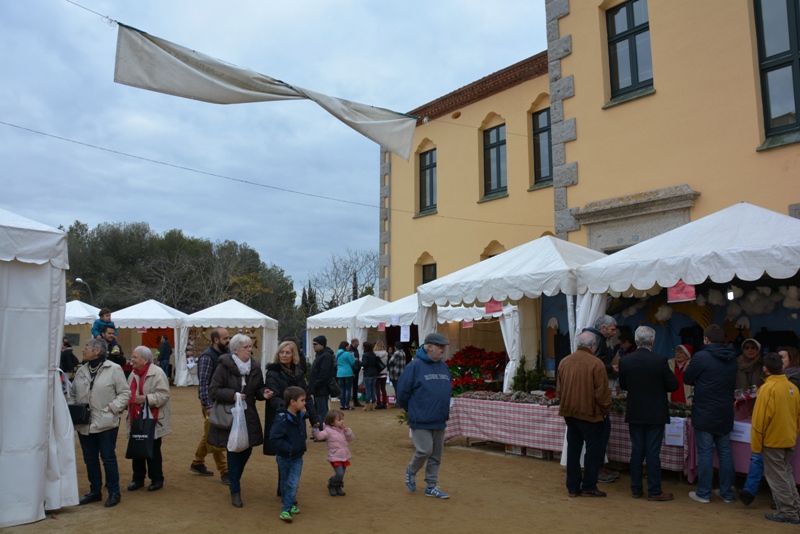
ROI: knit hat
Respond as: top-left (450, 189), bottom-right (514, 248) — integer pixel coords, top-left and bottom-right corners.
top-left (742, 338), bottom-right (761, 350)
top-left (676, 344), bottom-right (693, 359)
top-left (312, 335), bottom-right (327, 347)
top-left (423, 332), bottom-right (449, 346)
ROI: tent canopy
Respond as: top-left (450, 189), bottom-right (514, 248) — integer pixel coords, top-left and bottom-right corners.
top-left (112, 299), bottom-right (188, 329)
top-left (183, 298), bottom-right (278, 329)
top-left (356, 293), bottom-right (515, 327)
top-left (417, 235), bottom-right (608, 308)
top-left (0, 208), bottom-right (68, 268)
top-left (577, 203), bottom-right (800, 295)
top-left (65, 300), bottom-right (100, 325)
top-left (307, 295), bottom-right (389, 329)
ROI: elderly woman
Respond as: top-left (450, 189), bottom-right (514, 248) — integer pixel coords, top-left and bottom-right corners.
top-left (263, 341), bottom-right (321, 495)
top-left (69, 338), bottom-right (130, 508)
top-left (208, 333), bottom-right (273, 508)
top-left (668, 344), bottom-right (694, 404)
top-left (126, 346), bottom-right (171, 493)
top-left (737, 338), bottom-right (766, 390)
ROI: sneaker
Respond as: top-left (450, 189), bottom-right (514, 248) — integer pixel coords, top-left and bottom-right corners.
top-left (424, 486), bottom-right (450, 499)
top-left (279, 511), bottom-right (293, 522)
top-left (713, 488), bottom-right (734, 503)
top-left (765, 513), bottom-right (800, 524)
top-left (597, 472), bottom-right (617, 484)
top-left (405, 468), bottom-right (416, 492)
top-left (737, 488), bottom-right (755, 506)
top-left (290, 505), bottom-right (300, 514)
top-left (600, 466), bottom-right (620, 480)
top-left (190, 464), bottom-right (214, 476)
top-left (689, 491), bottom-right (710, 504)
top-left (220, 473), bottom-right (230, 485)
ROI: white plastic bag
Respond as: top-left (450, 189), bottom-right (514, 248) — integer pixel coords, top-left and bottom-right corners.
top-left (227, 393), bottom-right (249, 453)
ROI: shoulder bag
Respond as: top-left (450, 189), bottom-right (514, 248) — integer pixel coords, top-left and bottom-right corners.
top-left (209, 401), bottom-right (234, 430)
top-left (68, 403), bottom-right (91, 425)
top-left (125, 399), bottom-right (157, 460)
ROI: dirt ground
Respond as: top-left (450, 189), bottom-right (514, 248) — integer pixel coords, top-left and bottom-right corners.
top-left (2, 386), bottom-right (794, 534)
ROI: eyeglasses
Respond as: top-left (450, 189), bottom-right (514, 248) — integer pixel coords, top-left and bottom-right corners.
top-left (240, 345), bottom-right (252, 349)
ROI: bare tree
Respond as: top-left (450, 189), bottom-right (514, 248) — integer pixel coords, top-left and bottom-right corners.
top-left (308, 249), bottom-right (378, 310)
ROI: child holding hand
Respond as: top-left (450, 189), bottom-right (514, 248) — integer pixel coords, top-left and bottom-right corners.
top-left (312, 409), bottom-right (354, 496)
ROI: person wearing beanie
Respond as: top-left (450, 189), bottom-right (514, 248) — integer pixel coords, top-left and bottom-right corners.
top-left (669, 344), bottom-right (694, 404)
top-left (309, 336), bottom-right (335, 426)
top-left (737, 338), bottom-right (766, 390)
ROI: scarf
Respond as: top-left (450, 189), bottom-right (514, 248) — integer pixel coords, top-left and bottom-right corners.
top-left (129, 363), bottom-right (159, 421)
top-left (671, 361), bottom-right (687, 403)
top-left (231, 353), bottom-right (252, 390)
top-left (785, 366), bottom-right (800, 382)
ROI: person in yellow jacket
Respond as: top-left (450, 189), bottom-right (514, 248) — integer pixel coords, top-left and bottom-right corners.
top-left (751, 352), bottom-right (800, 525)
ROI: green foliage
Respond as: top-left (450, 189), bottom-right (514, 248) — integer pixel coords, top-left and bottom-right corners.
top-left (511, 355), bottom-right (544, 393)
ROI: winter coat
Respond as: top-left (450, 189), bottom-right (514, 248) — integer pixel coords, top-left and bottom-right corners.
top-left (751, 374), bottom-right (800, 453)
top-left (269, 411), bottom-right (307, 458)
top-left (313, 425), bottom-right (354, 462)
top-left (361, 350), bottom-right (381, 378)
top-left (158, 340), bottom-right (172, 362)
top-left (557, 346), bottom-right (611, 423)
top-left (69, 359), bottom-right (131, 435)
top-left (683, 343), bottom-right (737, 434)
top-left (207, 354), bottom-right (269, 449)
top-left (396, 346), bottom-right (452, 429)
top-left (309, 347), bottom-right (336, 396)
top-left (336, 349), bottom-right (356, 378)
top-left (262, 362), bottom-right (320, 455)
top-left (583, 327), bottom-right (616, 379)
top-left (618, 348), bottom-right (678, 426)
top-left (127, 363), bottom-right (172, 439)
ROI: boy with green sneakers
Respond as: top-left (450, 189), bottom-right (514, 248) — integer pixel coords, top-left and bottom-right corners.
top-left (269, 386), bottom-right (308, 522)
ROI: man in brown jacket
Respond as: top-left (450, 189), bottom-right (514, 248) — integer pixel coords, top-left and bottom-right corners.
top-left (557, 331), bottom-right (612, 497)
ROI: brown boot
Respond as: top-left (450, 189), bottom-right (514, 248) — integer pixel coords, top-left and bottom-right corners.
top-left (363, 403), bottom-right (369, 411)
top-left (369, 402), bottom-right (375, 411)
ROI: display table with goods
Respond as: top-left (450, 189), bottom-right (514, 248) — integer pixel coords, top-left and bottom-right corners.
top-left (445, 393), bottom-right (690, 472)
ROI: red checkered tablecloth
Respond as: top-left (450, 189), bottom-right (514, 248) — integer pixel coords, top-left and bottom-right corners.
top-left (445, 397), bottom-right (565, 451)
top-left (445, 398), bottom-right (689, 473)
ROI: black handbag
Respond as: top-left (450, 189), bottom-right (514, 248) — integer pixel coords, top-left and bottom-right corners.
top-left (327, 376), bottom-right (341, 398)
top-left (68, 403), bottom-right (91, 425)
top-left (125, 400), bottom-right (157, 460)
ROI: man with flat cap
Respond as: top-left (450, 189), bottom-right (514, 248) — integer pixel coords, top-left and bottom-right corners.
top-left (396, 332), bottom-right (453, 499)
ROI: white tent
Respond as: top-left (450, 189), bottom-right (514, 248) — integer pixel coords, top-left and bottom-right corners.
top-left (113, 299), bottom-right (189, 329)
top-left (356, 292), bottom-right (516, 328)
top-left (574, 202), bottom-right (800, 345)
top-left (178, 299), bottom-right (279, 385)
top-left (0, 209), bottom-right (78, 527)
top-left (306, 295), bottom-right (389, 357)
top-left (64, 300), bottom-right (100, 325)
top-left (416, 236), bottom-right (607, 391)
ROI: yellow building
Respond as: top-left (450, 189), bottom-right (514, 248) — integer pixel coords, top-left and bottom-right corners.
top-left (382, 0), bottom-right (799, 300)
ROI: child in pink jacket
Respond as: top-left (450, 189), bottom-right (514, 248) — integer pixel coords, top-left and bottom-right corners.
top-left (312, 409), bottom-right (355, 496)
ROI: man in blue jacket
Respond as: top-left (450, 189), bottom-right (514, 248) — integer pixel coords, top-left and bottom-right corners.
top-left (684, 324), bottom-right (738, 504)
top-left (397, 332), bottom-right (452, 499)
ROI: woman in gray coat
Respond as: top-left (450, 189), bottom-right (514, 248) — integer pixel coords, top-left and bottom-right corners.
top-left (208, 333), bottom-right (274, 508)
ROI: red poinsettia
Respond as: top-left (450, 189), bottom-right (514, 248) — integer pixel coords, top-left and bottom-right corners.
top-left (448, 346), bottom-right (507, 395)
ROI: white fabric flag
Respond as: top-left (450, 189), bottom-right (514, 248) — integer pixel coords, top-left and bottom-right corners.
top-left (114, 24), bottom-right (417, 160)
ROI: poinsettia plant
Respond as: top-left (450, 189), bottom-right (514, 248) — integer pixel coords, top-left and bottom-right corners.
top-left (447, 346), bottom-right (507, 396)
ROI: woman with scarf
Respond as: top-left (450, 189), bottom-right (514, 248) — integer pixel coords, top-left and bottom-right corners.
top-left (126, 346), bottom-right (171, 493)
top-left (668, 344), bottom-right (694, 404)
top-left (69, 338), bottom-right (130, 508)
top-left (780, 346), bottom-right (800, 389)
top-left (263, 341), bottom-right (321, 496)
top-left (736, 338), bottom-right (767, 390)
top-left (208, 333), bottom-right (274, 508)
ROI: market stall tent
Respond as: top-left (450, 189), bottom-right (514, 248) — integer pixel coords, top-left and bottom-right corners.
top-left (0, 208), bottom-right (78, 527)
top-left (574, 202), bottom-right (800, 345)
top-left (111, 299), bottom-right (188, 368)
top-left (306, 295), bottom-right (389, 359)
top-left (64, 300), bottom-right (101, 348)
top-left (177, 299), bottom-right (279, 385)
top-left (416, 236), bottom-right (607, 391)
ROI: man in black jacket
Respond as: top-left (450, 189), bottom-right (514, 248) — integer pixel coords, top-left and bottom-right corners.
top-left (618, 326), bottom-right (678, 501)
top-left (350, 338), bottom-right (363, 407)
top-left (683, 324), bottom-right (737, 504)
top-left (309, 336), bottom-right (335, 426)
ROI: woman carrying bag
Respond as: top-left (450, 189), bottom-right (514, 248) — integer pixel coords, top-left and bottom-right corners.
top-left (126, 346), bottom-right (171, 493)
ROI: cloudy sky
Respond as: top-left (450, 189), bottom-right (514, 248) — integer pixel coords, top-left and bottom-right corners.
top-left (0, 0), bottom-right (547, 294)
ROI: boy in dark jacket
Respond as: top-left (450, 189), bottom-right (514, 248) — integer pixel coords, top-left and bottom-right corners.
top-left (397, 332), bottom-right (452, 499)
top-left (269, 386), bottom-right (308, 522)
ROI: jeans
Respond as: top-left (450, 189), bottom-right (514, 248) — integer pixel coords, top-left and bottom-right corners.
top-left (226, 447), bottom-right (252, 493)
top-left (743, 452), bottom-right (764, 496)
top-left (694, 429), bottom-right (735, 500)
top-left (276, 455), bottom-right (304, 512)
top-left (375, 376), bottom-right (388, 405)
top-left (132, 437), bottom-right (163, 483)
top-left (338, 376), bottom-right (353, 407)
top-left (314, 395), bottom-right (329, 428)
top-left (159, 359), bottom-right (170, 379)
top-left (565, 417), bottom-right (606, 494)
top-left (364, 376), bottom-right (377, 404)
top-left (78, 426), bottom-right (120, 495)
top-left (409, 428), bottom-right (445, 488)
top-left (628, 423), bottom-right (664, 496)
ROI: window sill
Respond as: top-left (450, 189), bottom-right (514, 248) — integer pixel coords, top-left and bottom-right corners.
top-left (528, 179), bottom-right (553, 192)
top-left (413, 208), bottom-right (438, 219)
top-left (756, 130), bottom-right (800, 152)
top-left (602, 85), bottom-right (656, 110)
top-left (477, 190), bottom-right (509, 204)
